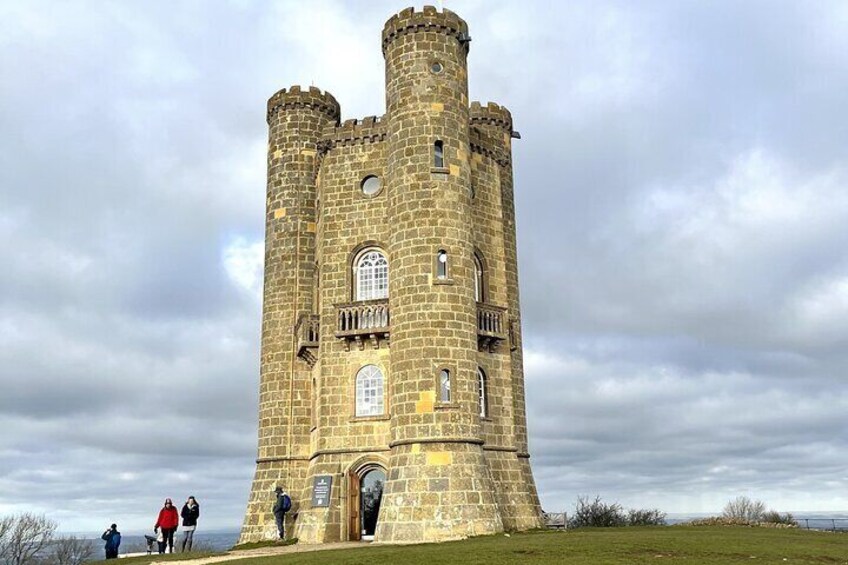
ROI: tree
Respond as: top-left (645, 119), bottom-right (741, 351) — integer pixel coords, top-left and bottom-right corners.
top-left (52, 536), bottom-right (94, 565)
top-left (722, 496), bottom-right (766, 522)
top-left (0, 513), bottom-right (57, 565)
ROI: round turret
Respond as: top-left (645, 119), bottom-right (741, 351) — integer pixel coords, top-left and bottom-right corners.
top-left (378, 5), bottom-right (503, 543)
top-left (382, 6), bottom-right (469, 56)
top-left (267, 85), bottom-right (341, 125)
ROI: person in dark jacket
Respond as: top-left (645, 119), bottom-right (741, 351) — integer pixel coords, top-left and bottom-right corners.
top-left (154, 498), bottom-right (179, 553)
top-left (180, 496), bottom-right (200, 552)
top-left (272, 486), bottom-right (291, 540)
top-left (101, 524), bottom-right (121, 559)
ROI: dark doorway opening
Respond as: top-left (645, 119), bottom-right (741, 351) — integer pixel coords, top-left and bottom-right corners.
top-left (360, 468), bottom-right (385, 540)
top-left (349, 466), bottom-right (385, 541)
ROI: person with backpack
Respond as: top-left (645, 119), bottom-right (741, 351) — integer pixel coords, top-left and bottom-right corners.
top-left (272, 486), bottom-right (292, 540)
top-left (101, 523), bottom-right (121, 559)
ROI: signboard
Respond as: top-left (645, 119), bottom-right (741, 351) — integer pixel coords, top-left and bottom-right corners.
top-left (311, 475), bottom-right (333, 507)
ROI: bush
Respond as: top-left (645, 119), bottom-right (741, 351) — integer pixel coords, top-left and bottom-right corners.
top-left (761, 511), bottom-right (797, 526)
top-left (627, 508), bottom-right (667, 526)
top-left (569, 496), bottom-right (627, 528)
top-left (568, 496), bottom-right (665, 529)
top-left (722, 496), bottom-right (766, 522)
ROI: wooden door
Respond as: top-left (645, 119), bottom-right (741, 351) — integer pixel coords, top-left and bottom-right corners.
top-left (348, 471), bottom-right (361, 541)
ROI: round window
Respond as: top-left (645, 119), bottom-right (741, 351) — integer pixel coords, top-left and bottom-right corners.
top-left (361, 175), bottom-right (381, 196)
top-left (430, 61), bottom-right (444, 74)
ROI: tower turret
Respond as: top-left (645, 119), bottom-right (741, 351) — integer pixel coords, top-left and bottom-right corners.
top-left (240, 85), bottom-right (340, 542)
top-left (376, 6), bottom-right (503, 542)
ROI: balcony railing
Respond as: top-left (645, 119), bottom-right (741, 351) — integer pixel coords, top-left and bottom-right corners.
top-left (295, 314), bottom-right (320, 366)
top-left (477, 303), bottom-right (508, 352)
top-left (335, 299), bottom-right (390, 350)
top-left (331, 299), bottom-right (508, 352)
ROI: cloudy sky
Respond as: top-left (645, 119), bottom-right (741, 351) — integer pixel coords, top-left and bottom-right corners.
top-left (1, 0), bottom-right (847, 534)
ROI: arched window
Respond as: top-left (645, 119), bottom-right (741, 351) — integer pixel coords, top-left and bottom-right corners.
top-left (439, 369), bottom-right (451, 403)
top-left (436, 250), bottom-right (448, 280)
top-left (474, 253), bottom-right (484, 302)
top-left (354, 249), bottom-right (388, 301)
top-left (478, 367), bottom-right (488, 418)
top-left (355, 365), bottom-right (385, 417)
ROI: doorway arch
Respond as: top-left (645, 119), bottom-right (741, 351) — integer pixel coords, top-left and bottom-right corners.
top-left (347, 459), bottom-right (387, 541)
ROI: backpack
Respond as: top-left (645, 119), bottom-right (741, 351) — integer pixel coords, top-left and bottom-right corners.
top-left (281, 494), bottom-right (292, 513)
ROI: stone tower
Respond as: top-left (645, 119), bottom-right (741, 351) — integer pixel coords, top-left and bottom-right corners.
top-left (240, 6), bottom-right (543, 544)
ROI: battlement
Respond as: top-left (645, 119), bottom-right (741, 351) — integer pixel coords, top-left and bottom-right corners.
top-left (382, 6), bottom-right (469, 55)
top-left (470, 126), bottom-right (510, 167)
top-left (470, 101), bottom-right (513, 134)
top-left (267, 85), bottom-right (341, 124)
top-left (320, 115), bottom-right (388, 151)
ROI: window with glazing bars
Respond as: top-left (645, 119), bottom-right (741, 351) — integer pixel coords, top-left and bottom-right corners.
top-left (355, 250), bottom-right (389, 301)
top-left (355, 365), bottom-right (385, 417)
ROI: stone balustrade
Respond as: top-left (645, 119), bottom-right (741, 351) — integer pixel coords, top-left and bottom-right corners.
top-left (335, 299), bottom-right (390, 349)
top-left (477, 302), bottom-right (508, 351)
top-left (295, 314), bottom-right (320, 366)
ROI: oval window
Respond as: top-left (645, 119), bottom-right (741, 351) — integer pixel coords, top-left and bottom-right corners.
top-left (361, 175), bottom-right (381, 196)
top-left (431, 61), bottom-right (444, 74)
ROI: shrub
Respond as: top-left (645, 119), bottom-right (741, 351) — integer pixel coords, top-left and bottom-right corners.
top-left (761, 510), bottom-right (797, 526)
top-left (568, 496), bottom-right (665, 528)
top-left (627, 508), bottom-right (667, 526)
top-left (569, 496), bottom-right (627, 528)
top-left (722, 496), bottom-right (766, 522)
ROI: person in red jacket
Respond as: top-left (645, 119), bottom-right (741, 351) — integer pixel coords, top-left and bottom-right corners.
top-left (153, 498), bottom-right (179, 553)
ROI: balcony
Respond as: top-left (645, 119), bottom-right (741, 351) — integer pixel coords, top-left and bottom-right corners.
top-left (477, 303), bottom-right (508, 352)
top-left (335, 299), bottom-right (390, 350)
top-left (295, 314), bottom-right (320, 366)
top-left (332, 300), bottom-right (508, 352)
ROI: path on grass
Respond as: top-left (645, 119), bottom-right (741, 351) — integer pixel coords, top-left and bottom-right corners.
top-left (142, 542), bottom-right (367, 565)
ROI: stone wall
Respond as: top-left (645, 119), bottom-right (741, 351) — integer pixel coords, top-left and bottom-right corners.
top-left (241, 6), bottom-right (543, 544)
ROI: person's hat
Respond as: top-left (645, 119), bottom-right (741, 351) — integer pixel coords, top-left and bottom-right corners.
top-left (274, 486), bottom-right (283, 493)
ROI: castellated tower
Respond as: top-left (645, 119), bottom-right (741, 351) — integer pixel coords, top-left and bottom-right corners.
top-left (240, 7), bottom-right (543, 544)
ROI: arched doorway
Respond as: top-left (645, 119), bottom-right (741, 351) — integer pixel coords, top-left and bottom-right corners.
top-left (348, 465), bottom-right (385, 541)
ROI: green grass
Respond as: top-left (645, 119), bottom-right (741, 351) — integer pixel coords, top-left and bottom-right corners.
top-left (231, 527), bottom-right (847, 565)
top-left (92, 528), bottom-right (847, 565)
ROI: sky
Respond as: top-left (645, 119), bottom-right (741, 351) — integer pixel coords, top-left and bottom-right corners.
top-left (1, 0), bottom-right (846, 535)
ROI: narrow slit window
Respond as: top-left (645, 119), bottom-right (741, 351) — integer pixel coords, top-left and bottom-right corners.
top-left (474, 254), bottom-right (484, 302)
top-left (478, 367), bottom-right (487, 418)
top-left (434, 140), bottom-right (444, 168)
top-left (437, 250), bottom-right (448, 279)
top-left (439, 369), bottom-right (451, 403)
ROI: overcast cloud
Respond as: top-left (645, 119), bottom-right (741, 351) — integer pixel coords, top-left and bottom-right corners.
top-left (1, 0), bottom-right (846, 534)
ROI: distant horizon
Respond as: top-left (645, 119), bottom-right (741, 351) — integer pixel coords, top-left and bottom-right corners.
top-left (54, 509), bottom-right (848, 537)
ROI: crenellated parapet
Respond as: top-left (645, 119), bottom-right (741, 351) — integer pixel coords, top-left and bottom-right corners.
top-left (382, 6), bottom-right (469, 55)
top-left (470, 126), bottom-right (510, 167)
top-left (267, 85), bottom-right (341, 125)
top-left (319, 115), bottom-right (388, 152)
top-left (470, 101), bottom-right (513, 135)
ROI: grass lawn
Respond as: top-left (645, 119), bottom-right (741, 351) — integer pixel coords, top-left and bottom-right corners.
top-left (229, 527), bottom-right (847, 565)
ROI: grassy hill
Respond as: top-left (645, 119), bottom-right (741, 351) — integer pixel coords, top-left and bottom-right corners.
top-left (116, 527), bottom-right (847, 565)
